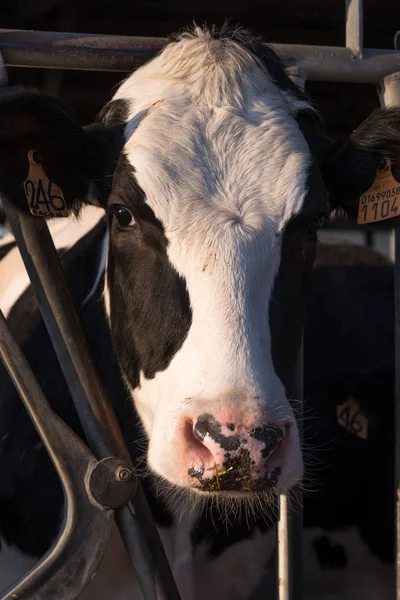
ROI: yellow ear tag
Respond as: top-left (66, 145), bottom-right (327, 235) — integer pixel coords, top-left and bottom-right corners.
top-left (336, 395), bottom-right (368, 440)
top-left (357, 157), bottom-right (400, 224)
top-left (24, 150), bottom-right (69, 218)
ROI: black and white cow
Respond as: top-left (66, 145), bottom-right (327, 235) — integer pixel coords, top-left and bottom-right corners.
top-left (0, 25), bottom-right (398, 599)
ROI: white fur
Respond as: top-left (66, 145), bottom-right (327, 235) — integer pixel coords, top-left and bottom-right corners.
top-left (112, 28), bottom-right (311, 490)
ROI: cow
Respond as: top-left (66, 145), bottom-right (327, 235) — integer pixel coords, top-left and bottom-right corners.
top-left (302, 242), bottom-right (395, 600)
top-left (0, 25), bottom-right (399, 600)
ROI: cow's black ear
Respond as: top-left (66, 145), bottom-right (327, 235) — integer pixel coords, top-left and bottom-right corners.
top-left (322, 107), bottom-right (400, 227)
top-left (0, 88), bottom-right (109, 217)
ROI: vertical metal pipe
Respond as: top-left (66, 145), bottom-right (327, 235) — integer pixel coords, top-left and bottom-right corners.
top-left (345, 0), bottom-right (363, 54)
top-left (278, 340), bottom-right (304, 600)
top-left (378, 72), bottom-right (400, 600)
top-left (396, 229), bottom-right (400, 600)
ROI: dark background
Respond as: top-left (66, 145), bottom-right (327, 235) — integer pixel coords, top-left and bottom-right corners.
top-left (0, 0), bottom-right (398, 138)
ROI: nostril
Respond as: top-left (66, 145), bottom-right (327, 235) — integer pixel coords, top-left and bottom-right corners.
top-left (183, 419), bottom-right (214, 463)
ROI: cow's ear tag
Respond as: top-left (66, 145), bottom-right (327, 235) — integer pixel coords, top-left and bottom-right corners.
top-left (24, 149), bottom-right (69, 218)
top-left (358, 157), bottom-right (400, 225)
top-left (336, 395), bottom-right (368, 440)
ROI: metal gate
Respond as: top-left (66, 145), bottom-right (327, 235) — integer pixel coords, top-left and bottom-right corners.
top-left (0, 0), bottom-right (399, 598)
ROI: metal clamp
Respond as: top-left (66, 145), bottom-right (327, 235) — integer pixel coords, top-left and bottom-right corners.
top-left (87, 457), bottom-right (136, 510)
top-left (0, 311), bottom-right (115, 600)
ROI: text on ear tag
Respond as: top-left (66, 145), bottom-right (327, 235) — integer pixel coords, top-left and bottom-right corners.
top-left (24, 150), bottom-right (69, 218)
top-left (336, 395), bottom-right (368, 440)
top-left (357, 157), bottom-right (400, 225)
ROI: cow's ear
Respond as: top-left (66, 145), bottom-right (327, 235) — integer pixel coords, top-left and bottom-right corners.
top-left (0, 88), bottom-right (111, 217)
top-left (322, 107), bottom-right (400, 227)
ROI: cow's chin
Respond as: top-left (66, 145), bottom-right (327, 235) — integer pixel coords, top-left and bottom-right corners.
top-left (147, 470), bottom-right (284, 525)
top-left (146, 458), bottom-right (302, 522)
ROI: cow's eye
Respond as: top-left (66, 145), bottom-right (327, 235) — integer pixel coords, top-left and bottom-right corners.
top-left (114, 205), bottom-right (136, 229)
top-left (308, 213), bottom-right (326, 234)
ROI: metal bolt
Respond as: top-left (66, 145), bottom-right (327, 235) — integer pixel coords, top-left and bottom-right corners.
top-left (115, 466), bottom-right (132, 482)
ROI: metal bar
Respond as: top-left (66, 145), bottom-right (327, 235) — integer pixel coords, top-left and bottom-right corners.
top-left (0, 310), bottom-right (114, 600)
top-left (378, 72), bottom-right (400, 108)
top-left (278, 340), bottom-right (304, 600)
top-left (377, 72), bottom-right (400, 600)
top-left (346, 0), bottom-right (363, 54)
top-left (396, 228), bottom-right (400, 600)
top-left (0, 29), bottom-right (400, 83)
top-left (1, 198), bottom-right (181, 600)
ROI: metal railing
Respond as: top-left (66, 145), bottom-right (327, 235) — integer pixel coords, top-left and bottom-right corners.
top-left (0, 1), bottom-right (399, 598)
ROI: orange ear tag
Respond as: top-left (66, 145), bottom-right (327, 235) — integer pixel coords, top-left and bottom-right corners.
top-left (336, 395), bottom-right (368, 440)
top-left (358, 157), bottom-right (400, 225)
top-left (24, 150), bottom-right (69, 218)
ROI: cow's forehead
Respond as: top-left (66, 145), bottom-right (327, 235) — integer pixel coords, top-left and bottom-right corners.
top-left (124, 106), bottom-right (311, 236)
top-left (111, 30), bottom-right (313, 237)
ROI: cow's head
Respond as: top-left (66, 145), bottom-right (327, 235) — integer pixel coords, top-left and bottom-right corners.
top-left (1, 27), bottom-right (399, 499)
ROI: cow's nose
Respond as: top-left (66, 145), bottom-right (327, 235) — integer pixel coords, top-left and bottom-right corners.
top-left (184, 413), bottom-right (287, 492)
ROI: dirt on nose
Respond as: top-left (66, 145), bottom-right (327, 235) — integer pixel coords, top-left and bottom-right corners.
top-left (189, 414), bottom-right (284, 492)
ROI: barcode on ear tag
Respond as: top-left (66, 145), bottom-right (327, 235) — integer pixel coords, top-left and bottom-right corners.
top-left (358, 157), bottom-right (400, 225)
top-left (336, 396), bottom-right (368, 440)
top-left (23, 149), bottom-right (69, 218)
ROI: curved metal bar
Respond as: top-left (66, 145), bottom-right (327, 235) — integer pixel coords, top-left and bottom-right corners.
top-left (0, 311), bottom-right (114, 600)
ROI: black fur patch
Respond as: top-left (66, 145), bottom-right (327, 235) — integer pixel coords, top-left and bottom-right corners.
top-left (107, 154), bottom-right (192, 385)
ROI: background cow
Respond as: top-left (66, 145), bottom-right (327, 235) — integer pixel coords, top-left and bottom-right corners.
top-left (302, 242), bottom-right (394, 599)
top-left (0, 26), bottom-right (399, 599)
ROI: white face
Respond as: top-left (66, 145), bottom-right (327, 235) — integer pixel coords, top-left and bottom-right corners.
top-left (105, 30), bottom-right (319, 496)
